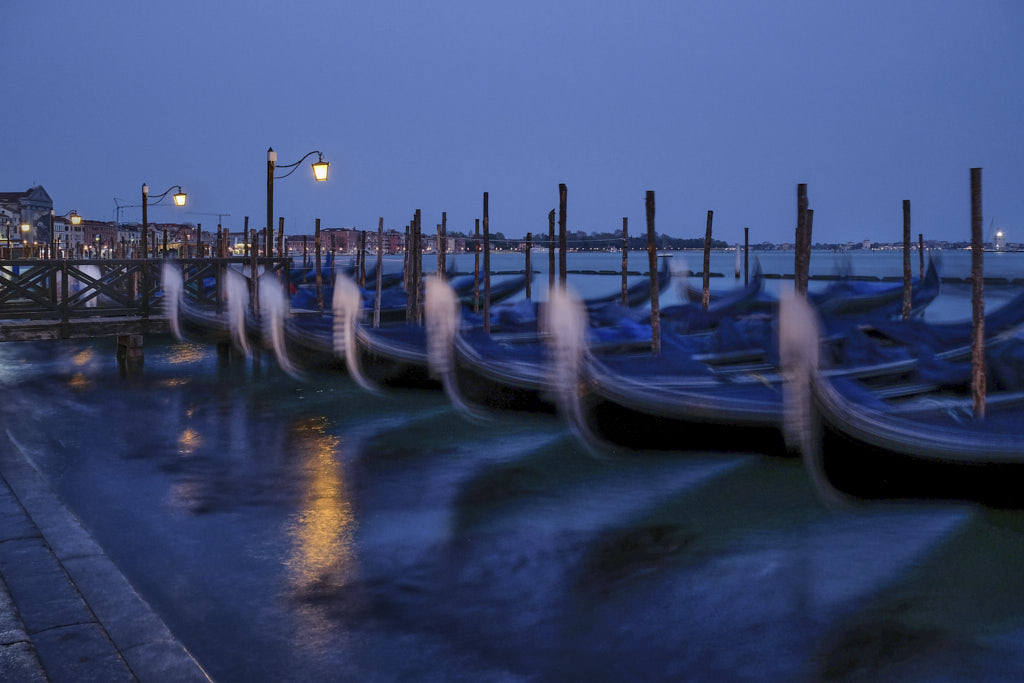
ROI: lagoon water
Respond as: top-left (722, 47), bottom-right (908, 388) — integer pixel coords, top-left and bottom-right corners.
top-left (3, 250), bottom-right (1024, 681)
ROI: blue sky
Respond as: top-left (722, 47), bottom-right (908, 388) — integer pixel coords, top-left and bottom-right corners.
top-left (3, 0), bottom-right (1022, 243)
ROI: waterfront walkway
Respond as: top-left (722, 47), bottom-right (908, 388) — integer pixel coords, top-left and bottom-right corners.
top-left (0, 429), bottom-right (210, 682)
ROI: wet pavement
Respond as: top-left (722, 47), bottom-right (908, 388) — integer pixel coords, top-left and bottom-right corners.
top-left (0, 425), bottom-right (209, 682)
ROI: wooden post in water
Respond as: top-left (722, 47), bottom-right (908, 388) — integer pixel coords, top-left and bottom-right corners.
top-left (525, 232), bottom-right (532, 300)
top-left (405, 222), bottom-right (414, 323)
top-left (794, 184), bottom-right (808, 295)
top-left (277, 217), bottom-right (285, 260)
top-left (971, 168), bottom-right (985, 419)
top-left (374, 217), bottom-right (383, 328)
top-left (902, 200), bottom-right (912, 320)
top-left (547, 209), bottom-right (556, 295)
top-left (440, 211), bottom-right (447, 278)
top-left (243, 216), bottom-right (249, 259)
top-left (702, 210), bottom-right (713, 311)
top-left (919, 233), bottom-right (925, 281)
top-left (646, 191), bottom-right (660, 356)
top-left (163, 229), bottom-right (168, 258)
top-left (558, 184), bottom-right (567, 289)
top-left (436, 224), bottom-right (444, 277)
top-left (403, 224), bottom-right (410, 295)
top-left (483, 192), bottom-right (491, 333)
top-left (804, 209), bottom-right (814, 293)
top-left (414, 210), bottom-right (423, 323)
top-left (315, 219), bottom-right (323, 313)
top-left (303, 235), bottom-right (308, 268)
top-left (473, 218), bottom-right (480, 313)
top-left (359, 231), bottom-right (367, 287)
top-left (621, 217), bottom-right (629, 306)
top-left (744, 226), bottom-right (750, 286)
top-left (196, 223), bottom-right (202, 259)
top-left (249, 221), bottom-right (258, 313)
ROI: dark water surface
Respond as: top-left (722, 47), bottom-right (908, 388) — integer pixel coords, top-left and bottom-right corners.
top-left (3, 338), bottom-right (1024, 682)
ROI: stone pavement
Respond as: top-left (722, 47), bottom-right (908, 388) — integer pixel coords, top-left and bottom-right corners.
top-left (0, 429), bottom-right (211, 682)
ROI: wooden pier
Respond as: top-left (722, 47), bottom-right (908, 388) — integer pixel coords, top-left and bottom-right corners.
top-left (0, 257), bottom-right (289, 344)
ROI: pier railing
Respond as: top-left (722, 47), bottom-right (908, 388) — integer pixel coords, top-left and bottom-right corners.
top-left (0, 257), bottom-right (289, 341)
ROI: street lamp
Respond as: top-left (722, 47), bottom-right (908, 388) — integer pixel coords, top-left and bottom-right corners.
top-left (141, 183), bottom-right (186, 259)
top-left (266, 147), bottom-right (328, 258)
top-left (19, 222), bottom-right (30, 258)
top-left (51, 210), bottom-right (82, 259)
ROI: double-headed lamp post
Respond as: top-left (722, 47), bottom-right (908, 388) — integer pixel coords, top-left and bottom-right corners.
top-left (51, 210), bottom-right (81, 258)
top-left (141, 183), bottom-right (186, 258)
top-left (266, 148), bottom-right (328, 257)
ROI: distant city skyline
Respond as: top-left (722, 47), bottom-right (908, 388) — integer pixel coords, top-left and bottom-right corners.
top-left (3, 1), bottom-right (1022, 245)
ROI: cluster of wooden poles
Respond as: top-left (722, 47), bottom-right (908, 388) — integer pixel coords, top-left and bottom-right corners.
top-left (792, 170), bottom-right (988, 419)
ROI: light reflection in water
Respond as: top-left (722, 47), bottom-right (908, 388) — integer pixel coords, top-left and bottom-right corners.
top-left (178, 428), bottom-right (200, 456)
top-left (284, 416), bottom-right (360, 648)
top-left (68, 372), bottom-right (92, 390)
top-left (166, 343), bottom-right (207, 365)
top-left (72, 348), bottom-right (94, 366)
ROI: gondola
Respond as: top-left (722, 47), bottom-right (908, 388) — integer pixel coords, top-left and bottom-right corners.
top-left (429, 264), bottom-right (676, 413)
top-left (783, 293), bottom-right (1024, 508)
top-left (683, 258), bottom-right (940, 319)
top-left (549, 282), bottom-right (1024, 457)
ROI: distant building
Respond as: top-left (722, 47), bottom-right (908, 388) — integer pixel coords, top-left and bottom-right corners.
top-left (994, 230), bottom-right (1007, 250)
top-left (862, 239), bottom-right (872, 250)
top-left (0, 185), bottom-right (53, 249)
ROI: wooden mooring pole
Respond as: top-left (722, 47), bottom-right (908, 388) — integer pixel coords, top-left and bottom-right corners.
top-left (374, 217), bottom-right (383, 328)
top-left (405, 222), bottom-right (414, 322)
top-left (971, 168), bottom-right (985, 420)
top-left (702, 210), bottom-right (713, 311)
top-left (440, 211), bottom-right (447, 278)
top-left (794, 184), bottom-right (808, 295)
top-left (558, 184), bottom-right (567, 290)
top-left (404, 224), bottom-right (410, 296)
top-left (277, 217), bottom-right (284, 260)
top-left (547, 209), bottom-right (556, 295)
top-left (315, 218), bottom-right (323, 313)
top-left (804, 209), bottom-right (814, 293)
top-left (414, 210), bottom-right (423, 323)
top-left (473, 218), bottom-right (480, 313)
top-left (483, 192), bottom-right (491, 333)
top-left (902, 200), bottom-right (912, 320)
top-left (436, 224), bottom-right (444, 277)
top-left (196, 224), bottom-right (202, 258)
top-left (359, 230), bottom-right (367, 287)
top-left (744, 226), bottom-right (750, 287)
top-left (621, 217), bottom-right (629, 306)
top-left (919, 232), bottom-right (925, 281)
top-left (525, 232), bottom-right (532, 300)
top-left (646, 191), bottom-right (660, 356)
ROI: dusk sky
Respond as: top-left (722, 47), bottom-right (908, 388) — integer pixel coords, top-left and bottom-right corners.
top-left (4, 0), bottom-right (1022, 244)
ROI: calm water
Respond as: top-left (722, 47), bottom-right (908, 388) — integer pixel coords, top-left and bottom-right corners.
top-left (3, 252), bottom-right (1024, 681)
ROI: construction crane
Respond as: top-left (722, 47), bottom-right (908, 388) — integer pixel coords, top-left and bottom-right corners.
top-left (187, 211), bottom-right (232, 226)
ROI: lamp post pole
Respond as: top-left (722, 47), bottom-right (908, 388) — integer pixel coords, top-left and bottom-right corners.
top-left (267, 147), bottom-right (276, 259)
top-left (265, 147), bottom-right (328, 261)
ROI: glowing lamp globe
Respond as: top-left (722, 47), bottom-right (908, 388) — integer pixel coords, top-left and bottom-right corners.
top-left (312, 160), bottom-right (329, 182)
top-left (173, 191), bottom-right (187, 207)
